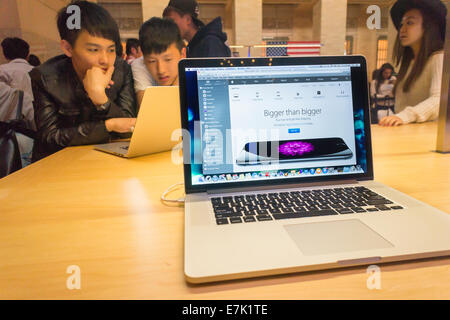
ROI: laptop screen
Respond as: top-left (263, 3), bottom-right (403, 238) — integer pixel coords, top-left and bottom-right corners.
top-left (179, 57), bottom-right (372, 192)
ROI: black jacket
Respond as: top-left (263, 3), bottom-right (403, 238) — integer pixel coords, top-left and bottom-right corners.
top-left (187, 17), bottom-right (231, 58)
top-left (29, 55), bottom-right (137, 162)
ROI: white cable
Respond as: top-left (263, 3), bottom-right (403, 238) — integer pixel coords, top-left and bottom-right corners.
top-left (161, 182), bottom-right (185, 205)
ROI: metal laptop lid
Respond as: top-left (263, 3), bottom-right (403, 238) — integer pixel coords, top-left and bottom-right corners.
top-left (178, 56), bottom-right (373, 194)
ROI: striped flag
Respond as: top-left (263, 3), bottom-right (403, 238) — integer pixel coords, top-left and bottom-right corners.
top-left (265, 41), bottom-right (321, 57)
top-left (265, 40), bottom-right (288, 56)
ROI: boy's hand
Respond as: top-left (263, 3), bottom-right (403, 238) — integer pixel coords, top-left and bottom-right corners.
top-left (105, 118), bottom-right (137, 133)
top-left (83, 66), bottom-right (114, 106)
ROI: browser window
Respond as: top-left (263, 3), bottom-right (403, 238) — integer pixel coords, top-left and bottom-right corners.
top-left (186, 64), bottom-right (365, 185)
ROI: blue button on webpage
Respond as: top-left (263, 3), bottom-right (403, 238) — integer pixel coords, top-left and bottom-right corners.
top-left (288, 128), bottom-right (300, 133)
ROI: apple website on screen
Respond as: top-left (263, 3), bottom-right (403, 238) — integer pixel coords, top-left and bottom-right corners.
top-left (185, 64), bottom-right (367, 185)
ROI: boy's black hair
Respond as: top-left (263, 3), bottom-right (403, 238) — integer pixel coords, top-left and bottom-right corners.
top-left (56, 0), bottom-right (122, 56)
top-left (126, 38), bottom-right (140, 55)
top-left (139, 17), bottom-right (185, 55)
top-left (1, 37), bottom-right (30, 60)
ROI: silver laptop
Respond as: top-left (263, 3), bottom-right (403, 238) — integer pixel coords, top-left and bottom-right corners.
top-left (95, 86), bottom-right (181, 158)
top-left (178, 56), bottom-right (450, 283)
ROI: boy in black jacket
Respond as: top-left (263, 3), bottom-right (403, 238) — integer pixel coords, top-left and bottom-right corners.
top-left (30, 1), bottom-right (137, 161)
top-left (163, 0), bottom-right (231, 58)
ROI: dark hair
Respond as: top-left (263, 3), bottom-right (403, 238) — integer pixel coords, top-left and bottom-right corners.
top-left (139, 17), bottom-right (185, 55)
top-left (1, 37), bottom-right (30, 60)
top-left (393, 7), bottom-right (444, 93)
top-left (56, 0), bottom-right (122, 56)
top-left (28, 54), bottom-right (41, 67)
top-left (126, 38), bottom-right (140, 55)
top-left (375, 63), bottom-right (395, 93)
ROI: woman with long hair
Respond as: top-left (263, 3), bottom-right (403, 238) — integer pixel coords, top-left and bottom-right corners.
top-left (370, 63), bottom-right (396, 123)
top-left (379, 0), bottom-right (446, 126)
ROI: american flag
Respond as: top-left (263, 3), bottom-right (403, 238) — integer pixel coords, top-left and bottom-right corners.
top-left (265, 41), bottom-right (321, 57)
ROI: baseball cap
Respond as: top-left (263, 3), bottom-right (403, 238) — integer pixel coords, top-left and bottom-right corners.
top-left (163, 0), bottom-right (205, 28)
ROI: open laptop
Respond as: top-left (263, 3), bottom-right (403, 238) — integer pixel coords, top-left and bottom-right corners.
top-left (95, 86), bottom-right (181, 158)
top-left (178, 56), bottom-right (450, 283)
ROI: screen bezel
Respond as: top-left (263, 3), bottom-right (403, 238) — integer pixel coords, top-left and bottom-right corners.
top-left (178, 56), bottom-right (374, 194)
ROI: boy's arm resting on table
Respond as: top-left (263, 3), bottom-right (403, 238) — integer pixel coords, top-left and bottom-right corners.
top-left (31, 71), bottom-right (131, 149)
top-left (32, 80), bottom-right (109, 148)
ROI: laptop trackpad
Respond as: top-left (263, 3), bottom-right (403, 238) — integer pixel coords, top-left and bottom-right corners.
top-left (284, 219), bottom-right (393, 256)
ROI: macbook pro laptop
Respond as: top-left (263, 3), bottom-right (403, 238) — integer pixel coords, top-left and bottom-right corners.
top-left (95, 86), bottom-right (181, 158)
top-left (178, 56), bottom-right (450, 283)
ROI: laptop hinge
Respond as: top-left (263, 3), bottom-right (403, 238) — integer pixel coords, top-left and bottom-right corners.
top-left (206, 179), bottom-right (359, 195)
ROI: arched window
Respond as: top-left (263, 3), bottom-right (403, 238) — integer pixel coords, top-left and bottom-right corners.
top-left (376, 36), bottom-right (388, 68)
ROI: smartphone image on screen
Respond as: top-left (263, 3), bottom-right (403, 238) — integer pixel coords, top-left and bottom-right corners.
top-left (236, 137), bottom-right (353, 165)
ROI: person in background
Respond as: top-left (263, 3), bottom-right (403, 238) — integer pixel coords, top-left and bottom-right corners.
top-left (0, 82), bottom-right (20, 122)
top-left (131, 17), bottom-right (186, 107)
top-left (0, 82), bottom-right (34, 129)
top-left (379, 0), bottom-right (446, 126)
top-left (0, 37), bottom-right (35, 132)
top-left (370, 63), bottom-right (396, 123)
top-left (27, 54), bottom-right (41, 67)
top-left (29, 0), bottom-right (137, 162)
top-left (162, 0), bottom-right (231, 58)
top-left (0, 82), bottom-right (35, 168)
top-left (125, 38), bottom-right (142, 65)
top-left (0, 37), bottom-right (34, 98)
top-left (0, 38), bottom-right (36, 168)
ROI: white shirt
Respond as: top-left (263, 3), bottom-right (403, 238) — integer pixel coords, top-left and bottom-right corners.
top-left (395, 52), bottom-right (444, 124)
top-left (0, 82), bottom-right (35, 130)
top-left (0, 81), bottom-right (16, 121)
top-left (0, 58), bottom-right (34, 99)
top-left (0, 59), bottom-right (35, 130)
top-left (130, 56), bottom-right (157, 92)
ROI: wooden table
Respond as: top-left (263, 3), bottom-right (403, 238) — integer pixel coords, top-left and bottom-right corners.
top-left (1, 122), bottom-right (449, 299)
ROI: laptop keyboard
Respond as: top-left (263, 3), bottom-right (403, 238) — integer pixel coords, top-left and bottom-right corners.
top-left (211, 186), bottom-right (403, 225)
